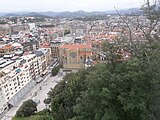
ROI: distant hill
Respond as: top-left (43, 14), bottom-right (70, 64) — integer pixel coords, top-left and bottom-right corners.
top-left (5, 13), bottom-right (21, 17)
top-left (23, 12), bottom-right (51, 18)
top-left (1, 8), bottom-right (142, 18)
top-left (0, 12), bottom-right (7, 17)
top-left (104, 8), bottom-right (141, 15)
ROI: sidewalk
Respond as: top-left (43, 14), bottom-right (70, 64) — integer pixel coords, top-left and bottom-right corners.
top-left (1, 74), bottom-right (52, 120)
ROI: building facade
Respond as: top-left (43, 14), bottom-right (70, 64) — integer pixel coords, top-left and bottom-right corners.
top-left (60, 44), bottom-right (93, 69)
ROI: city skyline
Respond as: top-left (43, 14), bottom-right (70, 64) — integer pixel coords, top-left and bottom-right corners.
top-left (0, 0), bottom-right (142, 12)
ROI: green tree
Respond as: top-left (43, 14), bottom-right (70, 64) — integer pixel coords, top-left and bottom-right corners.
top-left (47, 69), bottom-right (91, 120)
top-left (51, 65), bottom-right (62, 76)
top-left (72, 51), bottom-right (160, 120)
top-left (64, 29), bottom-right (70, 36)
top-left (15, 100), bottom-right (37, 117)
top-left (37, 109), bottom-right (54, 120)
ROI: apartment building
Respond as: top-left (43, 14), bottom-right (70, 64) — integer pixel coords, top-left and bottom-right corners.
top-left (39, 48), bottom-right (52, 66)
top-left (50, 41), bottom-right (61, 58)
top-left (0, 86), bottom-right (7, 115)
top-left (0, 45), bottom-right (14, 57)
top-left (0, 57), bottom-right (33, 114)
top-left (22, 54), bottom-right (38, 80)
top-left (32, 51), bottom-right (45, 76)
top-left (0, 47), bottom-right (51, 115)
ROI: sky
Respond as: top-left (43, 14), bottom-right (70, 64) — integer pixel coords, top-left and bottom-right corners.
top-left (0, 0), bottom-right (143, 12)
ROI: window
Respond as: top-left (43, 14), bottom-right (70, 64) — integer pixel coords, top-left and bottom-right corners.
top-left (64, 56), bottom-right (67, 63)
top-left (4, 85), bottom-right (8, 88)
top-left (80, 56), bottom-right (83, 63)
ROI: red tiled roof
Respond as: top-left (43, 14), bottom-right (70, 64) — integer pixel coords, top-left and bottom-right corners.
top-left (23, 52), bottom-right (30, 55)
top-left (60, 44), bottom-right (92, 50)
top-left (40, 42), bottom-right (50, 48)
top-left (0, 45), bottom-right (13, 50)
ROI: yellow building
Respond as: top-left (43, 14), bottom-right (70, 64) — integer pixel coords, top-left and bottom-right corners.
top-left (60, 44), bottom-right (93, 69)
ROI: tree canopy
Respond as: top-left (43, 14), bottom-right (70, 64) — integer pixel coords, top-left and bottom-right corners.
top-left (15, 100), bottom-right (37, 117)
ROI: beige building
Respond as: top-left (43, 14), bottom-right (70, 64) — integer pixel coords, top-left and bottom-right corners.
top-left (50, 37), bottom-right (74, 58)
top-left (60, 44), bottom-right (93, 69)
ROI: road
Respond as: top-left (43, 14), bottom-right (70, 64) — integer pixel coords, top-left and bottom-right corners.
top-left (1, 74), bottom-right (62, 120)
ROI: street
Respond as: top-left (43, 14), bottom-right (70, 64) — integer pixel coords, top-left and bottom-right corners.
top-left (1, 74), bottom-right (62, 120)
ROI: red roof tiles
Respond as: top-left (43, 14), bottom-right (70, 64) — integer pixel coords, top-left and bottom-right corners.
top-left (60, 44), bottom-right (92, 50)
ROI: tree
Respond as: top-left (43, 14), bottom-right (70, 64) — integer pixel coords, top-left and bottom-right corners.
top-left (140, 0), bottom-right (160, 42)
top-left (44, 98), bottom-right (51, 109)
top-left (51, 65), bottom-right (62, 76)
top-left (46, 69), bottom-right (91, 120)
top-left (72, 51), bottom-right (160, 120)
top-left (15, 99), bottom-right (37, 117)
top-left (64, 29), bottom-right (70, 36)
top-left (37, 109), bottom-right (54, 120)
top-left (44, 98), bottom-right (51, 105)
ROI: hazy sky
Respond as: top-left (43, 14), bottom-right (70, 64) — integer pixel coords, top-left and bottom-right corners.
top-left (0, 0), bottom-right (143, 12)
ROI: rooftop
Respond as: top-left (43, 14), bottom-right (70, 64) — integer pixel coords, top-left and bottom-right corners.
top-left (60, 44), bottom-right (92, 50)
top-left (32, 51), bottom-right (44, 57)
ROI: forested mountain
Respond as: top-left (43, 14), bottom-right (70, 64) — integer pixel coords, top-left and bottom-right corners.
top-left (1, 8), bottom-right (141, 17)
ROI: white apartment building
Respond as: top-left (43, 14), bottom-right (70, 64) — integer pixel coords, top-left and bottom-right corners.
top-left (0, 48), bottom-right (51, 115)
top-left (32, 51), bottom-right (46, 75)
top-left (0, 87), bottom-right (7, 115)
top-left (0, 58), bottom-right (32, 114)
top-left (22, 54), bottom-right (38, 80)
top-left (38, 48), bottom-right (52, 66)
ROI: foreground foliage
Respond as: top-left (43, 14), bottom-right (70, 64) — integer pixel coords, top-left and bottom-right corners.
top-left (15, 100), bottom-right (37, 117)
top-left (13, 109), bottom-right (53, 120)
top-left (14, 41), bottom-right (160, 120)
top-left (45, 42), bottom-right (160, 120)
